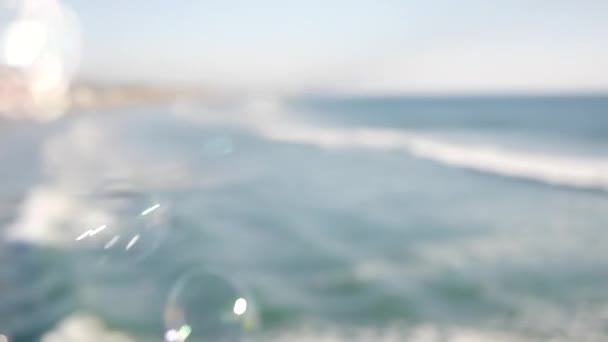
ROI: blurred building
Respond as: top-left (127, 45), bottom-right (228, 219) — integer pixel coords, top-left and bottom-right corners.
top-left (0, 64), bottom-right (70, 120)
top-left (0, 65), bottom-right (32, 114)
top-left (0, 64), bottom-right (200, 120)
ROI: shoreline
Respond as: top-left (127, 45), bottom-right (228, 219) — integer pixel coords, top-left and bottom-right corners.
top-left (68, 83), bottom-right (202, 113)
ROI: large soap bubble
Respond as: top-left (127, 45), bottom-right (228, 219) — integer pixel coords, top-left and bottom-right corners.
top-left (164, 270), bottom-right (259, 342)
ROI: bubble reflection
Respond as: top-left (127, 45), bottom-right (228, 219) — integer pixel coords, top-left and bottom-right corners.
top-left (164, 270), bottom-right (258, 341)
top-left (73, 182), bottom-right (170, 266)
top-left (233, 298), bottom-right (247, 316)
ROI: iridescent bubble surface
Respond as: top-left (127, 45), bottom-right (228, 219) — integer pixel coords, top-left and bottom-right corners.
top-left (73, 180), bottom-right (170, 267)
top-left (164, 270), bottom-right (258, 342)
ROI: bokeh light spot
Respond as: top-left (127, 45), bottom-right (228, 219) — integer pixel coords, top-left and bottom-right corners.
top-left (233, 298), bottom-right (247, 316)
top-left (4, 19), bottom-right (47, 67)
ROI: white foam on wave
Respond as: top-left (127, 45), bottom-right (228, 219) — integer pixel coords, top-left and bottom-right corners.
top-left (405, 136), bottom-right (608, 191)
top-left (180, 97), bottom-right (608, 192)
top-left (41, 313), bottom-right (134, 342)
top-left (39, 311), bottom-right (608, 342)
top-left (264, 312), bottom-right (608, 342)
top-left (6, 114), bottom-right (205, 246)
top-left (6, 185), bottom-right (112, 246)
top-left (264, 324), bottom-right (528, 342)
top-left (262, 125), bottom-right (608, 192)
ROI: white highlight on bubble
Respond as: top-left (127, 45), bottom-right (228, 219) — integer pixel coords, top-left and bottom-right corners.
top-left (126, 234), bottom-right (140, 250)
top-left (90, 224), bottom-right (107, 236)
top-left (141, 204), bottom-right (160, 216)
top-left (164, 329), bottom-right (179, 342)
top-left (75, 224), bottom-right (107, 241)
top-left (233, 297), bottom-right (247, 316)
top-left (4, 19), bottom-right (48, 67)
top-left (75, 231), bottom-right (89, 241)
top-left (104, 235), bottom-right (120, 249)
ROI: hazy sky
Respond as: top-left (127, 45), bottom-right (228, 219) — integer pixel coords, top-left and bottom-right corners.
top-left (47, 0), bottom-right (608, 93)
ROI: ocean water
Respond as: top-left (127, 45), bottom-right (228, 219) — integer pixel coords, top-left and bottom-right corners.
top-left (1, 95), bottom-right (608, 341)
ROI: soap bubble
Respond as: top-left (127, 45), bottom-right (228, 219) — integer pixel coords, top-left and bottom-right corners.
top-left (164, 270), bottom-right (259, 341)
top-left (73, 180), bottom-right (170, 267)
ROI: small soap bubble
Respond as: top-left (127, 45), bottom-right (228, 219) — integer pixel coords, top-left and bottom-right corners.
top-left (164, 270), bottom-right (259, 341)
top-left (74, 180), bottom-right (170, 266)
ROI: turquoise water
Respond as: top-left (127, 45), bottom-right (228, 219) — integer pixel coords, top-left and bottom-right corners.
top-left (1, 96), bottom-right (608, 341)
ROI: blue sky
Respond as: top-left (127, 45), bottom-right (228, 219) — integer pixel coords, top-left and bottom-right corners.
top-left (46, 0), bottom-right (608, 93)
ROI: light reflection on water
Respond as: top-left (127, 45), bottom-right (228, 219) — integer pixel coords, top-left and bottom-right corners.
top-left (2, 97), bottom-right (608, 341)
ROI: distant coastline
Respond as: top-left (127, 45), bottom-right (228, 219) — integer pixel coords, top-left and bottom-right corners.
top-left (0, 65), bottom-right (202, 118)
top-left (68, 82), bottom-right (202, 112)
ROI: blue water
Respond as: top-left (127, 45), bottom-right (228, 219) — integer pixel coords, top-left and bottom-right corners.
top-left (1, 96), bottom-right (608, 341)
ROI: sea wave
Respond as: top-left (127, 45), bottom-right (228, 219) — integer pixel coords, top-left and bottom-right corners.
top-left (259, 125), bottom-right (608, 192)
top-left (38, 314), bottom-right (608, 342)
top-left (41, 313), bottom-right (135, 342)
top-left (262, 321), bottom-right (608, 342)
top-left (179, 98), bottom-right (608, 192)
top-left (264, 325), bottom-right (523, 342)
top-left (404, 136), bottom-right (608, 191)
